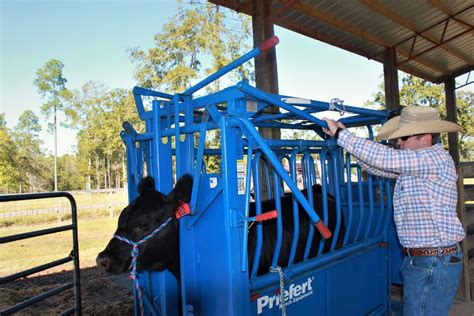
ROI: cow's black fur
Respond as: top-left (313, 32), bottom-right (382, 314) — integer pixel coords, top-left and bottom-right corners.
top-left (96, 174), bottom-right (343, 279)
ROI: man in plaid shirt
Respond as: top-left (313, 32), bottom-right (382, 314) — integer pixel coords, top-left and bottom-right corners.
top-left (323, 106), bottom-right (465, 316)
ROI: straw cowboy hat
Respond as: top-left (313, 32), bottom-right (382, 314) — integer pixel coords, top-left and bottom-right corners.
top-left (377, 106), bottom-right (462, 140)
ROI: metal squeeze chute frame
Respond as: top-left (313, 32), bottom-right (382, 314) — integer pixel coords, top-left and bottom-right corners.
top-left (121, 37), bottom-right (401, 315)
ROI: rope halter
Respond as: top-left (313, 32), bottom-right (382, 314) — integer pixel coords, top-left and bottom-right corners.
top-left (114, 216), bottom-right (173, 316)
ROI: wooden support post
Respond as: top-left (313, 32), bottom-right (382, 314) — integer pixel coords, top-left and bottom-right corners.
top-left (445, 76), bottom-right (460, 164)
top-left (383, 47), bottom-right (400, 112)
top-left (252, 0), bottom-right (280, 140)
top-left (252, 0), bottom-right (280, 199)
top-left (456, 162), bottom-right (474, 302)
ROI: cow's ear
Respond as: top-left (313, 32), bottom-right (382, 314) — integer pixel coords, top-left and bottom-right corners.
top-left (138, 176), bottom-right (156, 195)
top-left (169, 174), bottom-right (193, 203)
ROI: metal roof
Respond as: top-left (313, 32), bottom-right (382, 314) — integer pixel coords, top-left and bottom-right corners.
top-left (209, 0), bottom-right (474, 84)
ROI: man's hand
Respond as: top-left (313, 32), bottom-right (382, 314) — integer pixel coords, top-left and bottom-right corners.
top-left (322, 118), bottom-right (346, 137)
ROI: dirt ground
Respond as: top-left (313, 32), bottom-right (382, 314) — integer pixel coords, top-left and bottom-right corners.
top-left (0, 265), bottom-right (134, 315)
top-left (3, 266), bottom-right (473, 315)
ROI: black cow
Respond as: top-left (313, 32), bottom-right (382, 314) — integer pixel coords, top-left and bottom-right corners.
top-left (96, 174), bottom-right (343, 280)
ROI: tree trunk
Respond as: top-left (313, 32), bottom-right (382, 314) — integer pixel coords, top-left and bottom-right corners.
top-left (87, 158), bottom-right (92, 191)
top-left (95, 156), bottom-right (100, 190)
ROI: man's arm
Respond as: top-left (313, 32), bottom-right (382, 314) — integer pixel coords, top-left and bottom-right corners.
top-left (355, 158), bottom-right (398, 179)
top-left (322, 119), bottom-right (440, 178)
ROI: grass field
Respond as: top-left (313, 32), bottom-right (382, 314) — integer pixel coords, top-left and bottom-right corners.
top-left (0, 216), bottom-right (119, 276)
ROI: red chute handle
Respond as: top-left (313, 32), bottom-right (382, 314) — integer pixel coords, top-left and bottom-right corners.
top-left (315, 221), bottom-right (332, 239)
top-left (255, 210), bottom-right (278, 222)
top-left (258, 36), bottom-right (279, 52)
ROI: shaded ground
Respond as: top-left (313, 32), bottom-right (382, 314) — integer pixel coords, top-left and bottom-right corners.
top-left (0, 266), bottom-right (133, 315)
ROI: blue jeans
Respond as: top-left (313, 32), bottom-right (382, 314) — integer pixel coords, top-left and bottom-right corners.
top-left (401, 249), bottom-right (463, 316)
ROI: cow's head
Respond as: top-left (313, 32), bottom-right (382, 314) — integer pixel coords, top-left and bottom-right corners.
top-left (96, 174), bottom-right (192, 279)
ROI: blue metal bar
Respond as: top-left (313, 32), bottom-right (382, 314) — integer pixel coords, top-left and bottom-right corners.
top-left (249, 235), bottom-right (385, 291)
top-left (173, 95), bottom-right (181, 177)
top-left (301, 154), bottom-right (308, 190)
top-left (265, 139), bottom-right (329, 148)
top-left (271, 172), bottom-right (283, 267)
top-left (120, 132), bottom-right (137, 200)
top-left (241, 146), bottom-right (253, 272)
top-left (137, 141), bottom-right (145, 181)
top-left (152, 101), bottom-right (161, 190)
top-left (239, 118), bottom-right (325, 226)
top-left (354, 166), bottom-right (365, 241)
top-left (140, 290), bottom-right (161, 315)
top-left (330, 152), bottom-right (343, 250)
top-left (191, 86), bottom-right (246, 109)
top-left (343, 152), bottom-right (353, 246)
top-left (318, 149), bottom-right (329, 255)
top-left (238, 82), bottom-right (329, 129)
top-left (183, 36), bottom-right (279, 96)
top-left (288, 149), bottom-right (300, 265)
top-left (133, 86), bottom-right (173, 120)
top-left (340, 115), bottom-right (386, 127)
top-left (251, 151), bottom-right (264, 278)
top-left (375, 177), bottom-right (385, 235)
top-left (276, 94), bottom-right (391, 118)
top-left (253, 121), bottom-right (321, 131)
top-left (189, 111), bottom-right (209, 214)
top-left (365, 173), bottom-right (375, 239)
top-left (142, 120), bottom-right (152, 179)
top-left (279, 155), bottom-right (290, 197)
top-left (264, 159), bottom-right (273, 200)
top-left (252, 108), bottom-right (319, 123)
top-left (303, 152), bottom-right (315, 259)
top-left (365, 126), bottom-right (375, 238)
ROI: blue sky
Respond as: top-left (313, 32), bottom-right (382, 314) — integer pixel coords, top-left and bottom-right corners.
top-left (2, 1), bottom-right (470, 155)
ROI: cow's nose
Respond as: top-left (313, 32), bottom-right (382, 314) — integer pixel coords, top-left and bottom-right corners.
top-left (96, 253), bottom-right (110, 270)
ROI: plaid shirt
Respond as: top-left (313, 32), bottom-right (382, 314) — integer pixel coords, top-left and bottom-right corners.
top-left (338, 129), bottom-right (465, 248)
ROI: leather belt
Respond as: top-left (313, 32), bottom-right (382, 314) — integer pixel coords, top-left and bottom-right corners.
top-left (402, 245), bottom-right (458, 257)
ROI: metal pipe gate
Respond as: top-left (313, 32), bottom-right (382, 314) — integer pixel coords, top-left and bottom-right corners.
top-left (121, 37), bottom-right (402, 315)
top-left (0, 192), bottom-right (82, 315)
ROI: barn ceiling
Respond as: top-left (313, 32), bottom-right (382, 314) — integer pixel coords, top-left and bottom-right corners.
top-left (208, 0), bottom-right (474, 84)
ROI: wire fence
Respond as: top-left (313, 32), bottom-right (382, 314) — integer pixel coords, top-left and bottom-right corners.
top-left (0, 188), bottom-right (128, 219)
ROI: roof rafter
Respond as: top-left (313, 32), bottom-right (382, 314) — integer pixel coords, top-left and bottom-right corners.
top-left (279, 0), bottom-right (449, 75)
top-left (362, 0), bottom-right (474, 65)
top-left (430, 0), bottom-right (474, 33)
top-left (270, 7), bottom-right (439, 83)
top-left (209, 0), bottom-right (473, 83)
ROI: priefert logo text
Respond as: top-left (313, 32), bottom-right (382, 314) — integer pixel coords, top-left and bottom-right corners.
top-left (256, 277), bottom-right (314, 314)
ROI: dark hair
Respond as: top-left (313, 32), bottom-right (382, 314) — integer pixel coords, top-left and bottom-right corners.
top-left (431, 133), bottom-right (440, 145)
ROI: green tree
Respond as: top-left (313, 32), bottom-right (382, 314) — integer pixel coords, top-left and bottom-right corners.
top-left (366, 74), bottom-right (474, 161)
top-left (129, 2), bottom-right (252, 93)
top-left (0, 114), bottom-right (20, 193)
top-left (12, 110), bottom-right (50, 192)
top-left (455, 91), bottom-right (474, 159)
top-left (58, 154), bottom-right (83, 190)
top-left (65, 82), bottom-right (141, 189)
top-left (34, 59), bottom-right (70, 191)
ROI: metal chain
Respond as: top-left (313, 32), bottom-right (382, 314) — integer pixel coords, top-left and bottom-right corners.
top-left (270, 265), bottom-right (288, 316)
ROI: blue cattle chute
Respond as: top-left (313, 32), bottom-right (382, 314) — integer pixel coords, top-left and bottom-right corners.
top-left (120, 37), bottom-right (403, 315)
